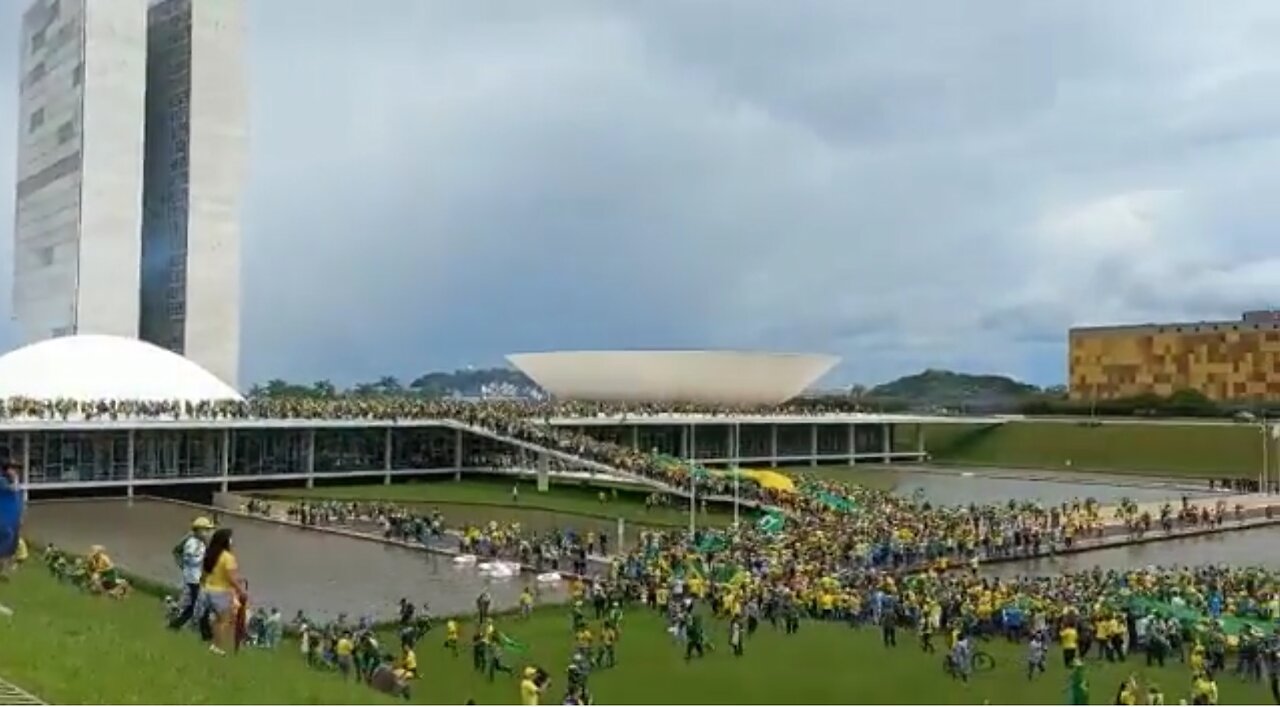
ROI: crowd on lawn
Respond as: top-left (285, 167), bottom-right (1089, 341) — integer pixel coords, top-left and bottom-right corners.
top-left (10, 396), bottom-right (1280, 705)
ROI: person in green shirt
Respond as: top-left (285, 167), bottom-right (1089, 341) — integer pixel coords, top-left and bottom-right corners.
top-left (1067, 659), bottom-right (1088, 706)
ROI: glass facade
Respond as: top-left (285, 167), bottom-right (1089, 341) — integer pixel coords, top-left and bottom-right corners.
top-left (390, 427), bottom-right (458, 470)
top-left (27, 431), bottom-right (129, 483)
top-left (12, 422), bottom-right (908, 487)
top-left (138, 0), bottom-right (192, 354)
top-left (313, 428), bottom-right (384, 474)
top-left (230, 430), bottom-right (306, 477)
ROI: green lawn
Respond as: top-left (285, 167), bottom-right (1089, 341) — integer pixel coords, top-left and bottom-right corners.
top-left (1, 565), bottom-right (1273, 704)
top-left (919, 422), bottom-right (1263, 479)
top-left (0, 567), bottom-right (385, 705)
top-left (262, 477), bottom-right (737, 528)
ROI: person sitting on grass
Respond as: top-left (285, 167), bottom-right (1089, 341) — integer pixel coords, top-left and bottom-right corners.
top-left (396, 642), bottom-right (418, 680)
top-left (86, 545), bottom-right (130, 598)
top-left (368, 653), bottom-right (412, 701)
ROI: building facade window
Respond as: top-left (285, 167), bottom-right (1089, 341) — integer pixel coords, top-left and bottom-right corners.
top-left (56, 121), bottom-right (75, 145)
top-left (31, 28), bottom-right (46, 52)
top-left (29, 108), bottom-right (44, 132)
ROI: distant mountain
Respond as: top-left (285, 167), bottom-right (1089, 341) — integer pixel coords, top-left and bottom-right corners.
top-left (407, 368), bottom-right (540, 398)
top-left (249, 367), bottom-right (541, 399)
top-left (869, 369), bottom-right (1040, 406)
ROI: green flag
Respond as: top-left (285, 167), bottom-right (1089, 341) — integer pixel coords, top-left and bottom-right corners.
top-left (757, 511), bottom-right (785, 534)
top-left (499, 633), bottom-right (528, 654)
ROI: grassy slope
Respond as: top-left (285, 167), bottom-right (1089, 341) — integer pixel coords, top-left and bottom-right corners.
top-left (2, 566), bottom-right (1273, 705)
top-left (922, 422), bottom-right (1263, 479)
top-left (0, 568), bottom-right (384, 705)
top-left (263, 477), bottom-right (737, 528)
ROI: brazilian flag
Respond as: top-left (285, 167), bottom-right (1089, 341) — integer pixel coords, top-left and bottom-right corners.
top-left (757, 511), bottom-right (785, 534)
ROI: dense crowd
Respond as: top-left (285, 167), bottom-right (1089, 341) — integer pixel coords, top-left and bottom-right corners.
top-left (0, 396), bottom-right (870, 422)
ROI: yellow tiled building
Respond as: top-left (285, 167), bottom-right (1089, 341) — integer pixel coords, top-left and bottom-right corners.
top-left (1069, 311), bottom-right (1280, 402)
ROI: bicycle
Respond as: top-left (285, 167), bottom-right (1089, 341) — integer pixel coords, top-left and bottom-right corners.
top-left (943, 650), bottom-right (997, 677)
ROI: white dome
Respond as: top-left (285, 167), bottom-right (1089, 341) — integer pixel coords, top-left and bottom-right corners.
top-left (0, 335), bottom-right (242, 402)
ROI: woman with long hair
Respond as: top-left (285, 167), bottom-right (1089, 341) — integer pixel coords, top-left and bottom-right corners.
top-left (201, 528), bottom-right (247, 655)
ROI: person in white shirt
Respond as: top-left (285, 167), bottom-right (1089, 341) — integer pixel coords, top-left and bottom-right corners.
top-left (169, 516), bottom-right (215, 640)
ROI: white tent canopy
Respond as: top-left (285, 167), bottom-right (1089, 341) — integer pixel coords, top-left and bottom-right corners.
top-left (0, 335), bottom-right (242, 402)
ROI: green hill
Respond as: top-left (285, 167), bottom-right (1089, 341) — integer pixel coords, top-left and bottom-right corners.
top-left (871, 369), bottom-right (1039, 406)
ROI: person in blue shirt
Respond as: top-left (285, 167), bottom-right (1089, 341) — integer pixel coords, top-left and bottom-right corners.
top-left (0, 462), bottom-right (24, 577)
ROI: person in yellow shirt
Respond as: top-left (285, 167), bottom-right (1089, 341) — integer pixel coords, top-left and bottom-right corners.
top-left (200, 528), bottom-right (247, 656)
top-left (335, 632), bottom-right (355, 678)
top-left (520, 588), bottom-right (534, 620)
top-left (1189, 644), bottom-right (1206, 676)
top-left (1060, 623), bottom-right (1079, 669)
top-left (1191, 673), bottom-right (1218, 705)
top-left (398, 645), bottom-right (418, 679)
top-left (520, 667), bottom-right (544, 705)
top-left (444, 619), bottom-right (460, 657)
top-left (598, 625), bottom-right (617, 668)
top-left (576, 627), bottom-right (593, 652)
top-left (1115, 675), bottom-right (1138, 705)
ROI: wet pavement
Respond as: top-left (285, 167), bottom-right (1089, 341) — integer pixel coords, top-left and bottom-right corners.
top-left (986, 523), bottom-right (1280, 577)
top-left (23, 499), bottom-right (568, 622)
top-left (849, 466), bottom-right (1209, 507)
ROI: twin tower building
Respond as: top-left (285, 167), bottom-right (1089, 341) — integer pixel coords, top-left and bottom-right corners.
top-left (13, 0), bottom-right (245, 387)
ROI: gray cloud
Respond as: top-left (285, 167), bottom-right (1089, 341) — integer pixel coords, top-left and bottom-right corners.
top-left (3, 0), bottom-right (1280, 388)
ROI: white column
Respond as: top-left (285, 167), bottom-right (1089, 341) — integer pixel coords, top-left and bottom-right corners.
top-left (537, 452), bottom-right (550, 492)
top-left (453, 427), bottom-right (464, 482)
top-left (21, 432), bottom-right (30, 503)
top-left (809, 424), bottom-right (818, 467)
top-left (847, 423), bottom-right (857, 465)
top-left (882, 423), bottom-right (892, 461)
top-left (384, 427), bottom-right (393, 485)
top-left (680, 426), bottom-right (689, 459)
top-left (630, 424), bottom-right (639, 450)
top-left (731, 423), bottom-right (740, 527)
top-left (689, 424), bottom-right (698, 462)
top-left (220, 429), bottom-right (231, 493)
top-left (917, 423), bottom-right (926, 460)
top-left (126, 430), bottom-right (136, 499)
top-left (305, 429), bottom-right (316, 488)
top-left (769, 424), bottom-right (778, 467)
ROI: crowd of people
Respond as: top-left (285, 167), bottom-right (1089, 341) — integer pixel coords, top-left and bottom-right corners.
top-left (10, 395), bottom-right (1280, 704)
top-left (269, 499), bottom-right (603, 575)
top-left (0, 395), bottom-right (869, 423)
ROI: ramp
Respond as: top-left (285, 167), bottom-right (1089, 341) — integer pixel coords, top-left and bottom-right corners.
top-left (0, 678), bottom-right (43, 706)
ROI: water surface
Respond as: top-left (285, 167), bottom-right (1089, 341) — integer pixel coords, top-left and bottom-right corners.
top-left (25, 499), bottom-right (567, 622)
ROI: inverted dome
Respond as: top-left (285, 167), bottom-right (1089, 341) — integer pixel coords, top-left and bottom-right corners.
top-left (0, 335), bottom-right (242, 402)
top-left (507, 350), bottom-right (839, 405)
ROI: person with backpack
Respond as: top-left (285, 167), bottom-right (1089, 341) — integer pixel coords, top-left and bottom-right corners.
top-left (169, 517), bottom-right (215, 641)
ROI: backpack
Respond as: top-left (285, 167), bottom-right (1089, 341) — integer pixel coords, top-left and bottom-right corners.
top-left (173, 535), bottom-right (189, 568)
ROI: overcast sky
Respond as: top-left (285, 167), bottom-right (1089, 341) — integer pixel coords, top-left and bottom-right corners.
top-left (3, 1), bottom-right (1280, 388)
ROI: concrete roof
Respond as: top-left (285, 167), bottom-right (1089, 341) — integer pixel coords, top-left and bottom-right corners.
top-left (0, 335), bottom-right (242, 402)
top-left (507, 350), bottom-right (839, 405)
